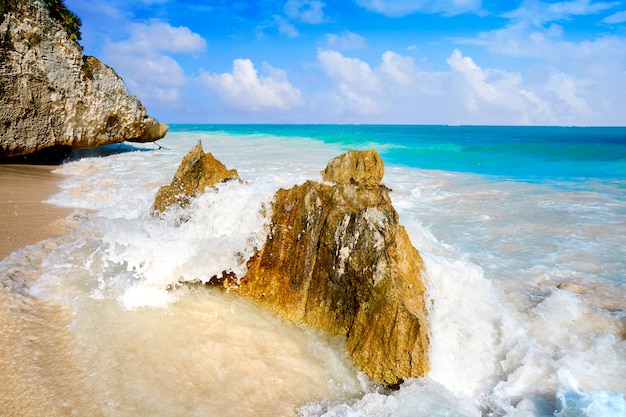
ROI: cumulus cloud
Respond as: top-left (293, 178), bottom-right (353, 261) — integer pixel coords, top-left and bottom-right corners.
top-left (442, 49), bottom-right (604, 124)
top-left (313, 47), bottom-right (614, 124)
top-left (456, 1), bottom-right (626, 108)
top-left (200, 59), bottom-right (302, 112)
top-left (379, 51), bottom-right (416, 85)
top-left (325, 31), bottom-right (367, 50)
top-left (102, 19), bottom-right (206, 106)
top-left (123, 20), bottom-right (206, 53)
top-left (546, 71), bottom-right (590, 114)
top-left (316, 49), bottom-right (432, 118)
top-left (284, 0), bottom-right (327, 23)
top-left (355, 0), bottom-right (483, 17)
top-left (318, 50), bottom-right (381, 93)
top-left (478, 0), bottom-right (624, 62)
top-left (446, 49), bottom-right (544, 119)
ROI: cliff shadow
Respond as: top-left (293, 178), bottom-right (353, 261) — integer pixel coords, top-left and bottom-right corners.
top-left (0, 142), bottom-right (157, 165)
top-left (64, 142), bottom-right (157, 162)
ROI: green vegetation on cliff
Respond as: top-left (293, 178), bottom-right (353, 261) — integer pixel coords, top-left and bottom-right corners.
top-left (43, 0), bottom-right (82, 41)
top-left (1, 0), bottom-right (81, 41)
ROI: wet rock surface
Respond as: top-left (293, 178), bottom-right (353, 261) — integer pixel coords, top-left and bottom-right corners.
top-left (151, 141), bottom-right (240, 216)
top-left (236, 149), bottom-right (429, 386)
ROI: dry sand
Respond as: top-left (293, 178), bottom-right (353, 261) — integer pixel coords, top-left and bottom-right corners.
top-left (0, 164), bottom-right (72, 260)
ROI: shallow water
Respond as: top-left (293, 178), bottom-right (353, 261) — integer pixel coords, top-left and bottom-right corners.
top-left (1, 125), bottom-right (625, 416)
top-left (1, 240), bottom-right (363, 417)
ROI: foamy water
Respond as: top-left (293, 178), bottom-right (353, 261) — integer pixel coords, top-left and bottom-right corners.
top-left (1, 128), bottom-right (625, 416)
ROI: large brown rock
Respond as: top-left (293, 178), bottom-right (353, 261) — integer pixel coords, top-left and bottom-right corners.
top-left (0, 0), bottom-right (167, 159)
top-left (151, 141), bottom-right (240, 216)
top-left (235, 149), bottom-right (429, 386)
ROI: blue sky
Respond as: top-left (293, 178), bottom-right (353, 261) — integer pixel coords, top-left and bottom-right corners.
top-left (65, 0), bottom-right (626, 125)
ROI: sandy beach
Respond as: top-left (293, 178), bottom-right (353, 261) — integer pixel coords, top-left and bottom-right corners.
top-left (0, 164), bottom-right (72, 260)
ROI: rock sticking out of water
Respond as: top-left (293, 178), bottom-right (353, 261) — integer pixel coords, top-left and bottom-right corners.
top-left (151, 141), bottom-right (240, 216)
top-left (237, 149), bottom-right (429, 386)
top-left (151, 147), bottom-right (430, 386)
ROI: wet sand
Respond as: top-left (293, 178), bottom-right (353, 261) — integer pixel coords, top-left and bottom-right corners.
top-left (0, 164), bottom-right (72, 260)
top-left (0, 164), bottom-right (96, 416)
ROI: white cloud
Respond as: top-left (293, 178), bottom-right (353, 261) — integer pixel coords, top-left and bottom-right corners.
top-left (355, 0), bottom-right (482, 17)
top-left (325, 31), bottom-right (367, 50)
top-left (284, 0), bottom-right (327, 24)
top-left (102, 20), bottom-right (206, 107)
top-left (505, 0), bottom-right (619, 26)
top-left (317, 50), bottom-right (382, 94)
top-left (447, 49), bottom-right (536, 114)
top-left (200, 59), bottom-right (302, 112)
top-left (486, 0), bottom-right (622, 71)
top-left (124, 20), bottom-right (206, 53)
top-left (274, 15), bottom-right (300, 37)
top-left (603, 10), bottom-right (626, 24)
top-left (445, 49), bottom-right (603, 124)
top-left (459, 1), bottom-right (626, 79)
top-left (546, 72), bottom-right (590, 114)
top-left (380, 51), bottom-right (416, 85)
top-left (317, 49), bottom-right (433, 118)
top-left (313, 47), bottom-right (615, 125)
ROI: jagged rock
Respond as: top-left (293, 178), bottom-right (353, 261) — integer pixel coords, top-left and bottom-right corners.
top-left (0, 0), bottom-right (167, 159)
top-left (234, 149), bottom-right (429, 386)
top-left (321, 149), bottom-right (384, 186)
top-left (151, 141), bottom-right (240, 216)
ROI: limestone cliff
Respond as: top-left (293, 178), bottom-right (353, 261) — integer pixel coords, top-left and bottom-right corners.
top-left (151, 141), bottom-right (240, 216)
top-left (236, 150), bottom-right (430, 386)
top-left (0, 0), bottom-right (167, 159)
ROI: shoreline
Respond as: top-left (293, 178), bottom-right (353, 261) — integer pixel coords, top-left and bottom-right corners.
top-left (0, 164), bottom-right (72, 260)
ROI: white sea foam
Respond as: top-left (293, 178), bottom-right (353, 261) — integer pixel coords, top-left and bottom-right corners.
top-left (383, 164), bottom-right (626, 416)
top-left (300, 378), bottom-right (482, 417)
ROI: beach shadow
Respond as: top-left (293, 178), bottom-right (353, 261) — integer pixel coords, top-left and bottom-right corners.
top-left (64, 142), bottom-right (157, 162)
top-left (1, 142), bottom-right (160, 165)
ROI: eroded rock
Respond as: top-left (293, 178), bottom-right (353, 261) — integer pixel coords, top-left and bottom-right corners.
top-left (151, 141), bottom-right (240, 216)
top-left (321, 149), bottom-right (384, 186)
top-left (0, 1), bottom-right (167, 159)
top-left (234, 149), bottom-right (429, 386)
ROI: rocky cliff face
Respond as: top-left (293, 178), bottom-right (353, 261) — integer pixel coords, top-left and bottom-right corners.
top-left (0, 0), bottom-right (167, 159)
top-left (237, 150), bottom-right (430, 386)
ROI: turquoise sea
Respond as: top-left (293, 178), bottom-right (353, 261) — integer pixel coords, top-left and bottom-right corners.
top-left (2, 124), bottom-right (625, 416)
top-left (172, 124), bottom-right (626, 181)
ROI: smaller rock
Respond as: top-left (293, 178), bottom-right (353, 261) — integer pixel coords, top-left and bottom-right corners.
top-left (151, 141), bottom-right (240, 216)
top-left (321, 149), bottom-right (384, 186)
